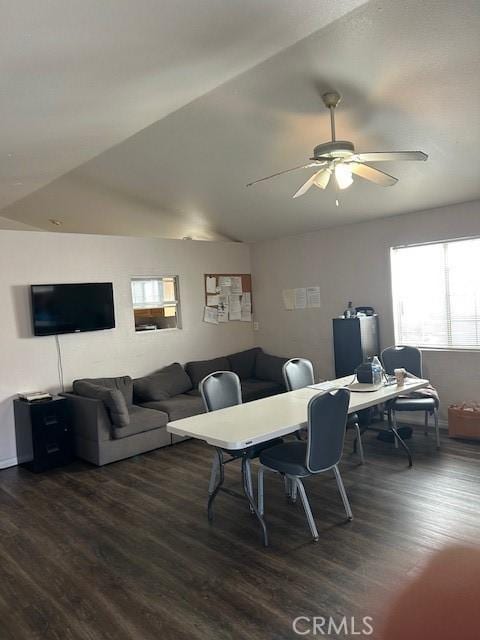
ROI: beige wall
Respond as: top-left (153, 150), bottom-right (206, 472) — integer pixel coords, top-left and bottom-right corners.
top-left (251, 200), bottom-right (480, 422)
top-left (0, 230), bottom-right (254, 467)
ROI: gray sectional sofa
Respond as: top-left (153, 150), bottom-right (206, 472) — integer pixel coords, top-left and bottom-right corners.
top-left (63, 347), bottom-right (287, 466)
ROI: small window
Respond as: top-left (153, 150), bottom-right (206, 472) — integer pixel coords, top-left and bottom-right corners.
top-left (391, 237), bottom-right (480, 349)
top-left (131, 276), bottom-right (180, 332)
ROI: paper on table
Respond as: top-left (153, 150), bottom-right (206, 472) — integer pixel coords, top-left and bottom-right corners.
top-left (294, 288), bottom-right (307, 309)
top-left (282, 289), bottom-right (295, 310)
top-left (306, 286), bottom-right (321, 308)
top-left (230, 276), bottom-right (243, 295)
top-left (203, 306), bottom-right (218, 324)
top-left (206, 276), bottom-right (217, 294)
top-left (206, 295), bottom-right (220, 307)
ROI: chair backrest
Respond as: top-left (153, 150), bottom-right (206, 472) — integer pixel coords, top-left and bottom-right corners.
top-left (381, 345), bottom-right (423, 377)
top-left (283, 358), bottom-right (314, 391)
top-left (306, 388), bottom-right (350, 473)
top-left (199, 371), bottom-right (242, 412)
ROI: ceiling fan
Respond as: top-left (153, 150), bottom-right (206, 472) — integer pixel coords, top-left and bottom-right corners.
top-left (246, 91), bottom-right (427, 198)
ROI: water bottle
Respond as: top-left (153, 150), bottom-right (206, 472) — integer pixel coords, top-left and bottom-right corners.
top-left (371, 356), bottom-right (383, 386)
top-left (344, 301), bottom-right (356, 318)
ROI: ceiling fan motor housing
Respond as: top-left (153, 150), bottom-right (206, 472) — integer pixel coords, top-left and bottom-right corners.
top-left (312, 140), bottom-right (355, 160)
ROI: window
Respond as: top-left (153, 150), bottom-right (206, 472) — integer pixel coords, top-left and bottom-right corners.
top-left (131, 276), bottom-right (180, 331)
top-left (391, 237), bottom-right (480, 349)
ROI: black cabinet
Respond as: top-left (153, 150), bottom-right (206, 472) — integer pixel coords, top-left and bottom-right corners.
top-left (333, 316), bottom-right (380, 377)
top-left (14, 397), bottom-right (74, 472)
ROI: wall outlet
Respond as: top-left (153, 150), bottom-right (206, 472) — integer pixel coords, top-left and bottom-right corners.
top-left (253, 321), bottom-right (259, 331)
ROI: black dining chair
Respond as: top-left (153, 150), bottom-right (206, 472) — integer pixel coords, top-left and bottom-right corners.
top-left (257, 388), bottom-right (353, 542)
top-left (199, 371), bottom-right (282, 531)
top-left (381, 346), bottom-right (440, 448)
top-left (282, 358), bottom-right (365, 464)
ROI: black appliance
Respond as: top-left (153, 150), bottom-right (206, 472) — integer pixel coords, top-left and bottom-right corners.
top-left (31, 282), bottom-right (115, 336)
top-left (14, 396), bottom-right (74, 472)
top-left (333, 315), bottom-right (380, 377)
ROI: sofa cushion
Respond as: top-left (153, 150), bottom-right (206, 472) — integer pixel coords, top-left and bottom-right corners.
top-left (140, 394), bottom-right (205, 422)
top-left (241, 379), bottom-right (284, 402)
top-left (254, 352), bottom-right (288, 386)
top-left (112, 406), bottom-right (169, 440)
top-left (74, 376), bottom-right (133, 406)
top-left (133, 363), bottom-right (192, 402)
top-left (73, 380), bottom-right (130, 428)
top-left (185, 357), bottom-right (231, 388)
top-left (227, 347), bottom-right (262, 380)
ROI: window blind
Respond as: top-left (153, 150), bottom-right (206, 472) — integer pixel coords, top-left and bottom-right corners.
top-left (391, 237), bottom-right (480, 349)
top-left (131, 277), bottom-right (178, 309)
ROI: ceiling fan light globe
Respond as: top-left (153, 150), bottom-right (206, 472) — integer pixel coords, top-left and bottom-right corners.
top-left (335, 163), bottom-right (353, 190)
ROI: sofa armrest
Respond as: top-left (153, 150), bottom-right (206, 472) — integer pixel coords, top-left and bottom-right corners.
top-left (62, 393), bottom-right (112, 442)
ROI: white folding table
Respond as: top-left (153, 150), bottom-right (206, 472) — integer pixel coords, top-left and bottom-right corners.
top-left (167, 376), bottom-right (429, 545)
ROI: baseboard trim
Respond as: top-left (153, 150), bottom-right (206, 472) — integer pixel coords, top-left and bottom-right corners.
top-left (0, 456), bottom-right (18, 470)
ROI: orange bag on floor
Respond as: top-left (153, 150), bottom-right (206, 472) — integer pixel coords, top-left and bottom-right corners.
top-left (448, 403), bottom-right (480, 440)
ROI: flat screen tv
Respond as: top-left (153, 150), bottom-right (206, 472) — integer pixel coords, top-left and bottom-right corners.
top-left (31, 282), bottom-right (115, 336)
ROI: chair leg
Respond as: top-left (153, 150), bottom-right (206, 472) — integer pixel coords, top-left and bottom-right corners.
top-left (333, 465), bottom-right (353, 521)
top-left (424, 411), bottom-right (429, 436)
top-left (283, 474), bottom-right (291, 499)
top-left (290, 477), bottom-right (298, 503)
top-left (258, 465), bottom-right (265, 516)
top-left (353, 422), bottom-right (365, 464)
top-left (293, 477), bottom-right (319, 542)
top-left (434, 408), bottom-right (440, 448)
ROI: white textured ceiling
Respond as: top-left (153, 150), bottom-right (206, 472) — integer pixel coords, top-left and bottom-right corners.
top-left (0, 0), bottom-right (366, 211)
top-left (2, 0), bottom-right (480, 241)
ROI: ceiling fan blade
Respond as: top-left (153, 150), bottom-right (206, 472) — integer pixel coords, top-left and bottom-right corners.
top-left (349, 161), bottom-right (398, 186)
top-left (246, 162), bottom-right (325, 187)
top-left (292, 170), bottom-right (325, 198)
top-left (313, 168), bottom-right (332, 190)
top-left (353, 151), bottom-right (428, 162)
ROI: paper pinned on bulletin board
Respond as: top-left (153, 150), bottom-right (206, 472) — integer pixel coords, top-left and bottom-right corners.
top-left (206, 276), bottom-right (217, 294)
top-left (204, 306), bottom-right (218, 324)
top-left (240, 292), bottom-right (252, 321)
top-left (229, 294), bottom-right (242, 321)
top-left (206, 295), bottom-right (220, 307)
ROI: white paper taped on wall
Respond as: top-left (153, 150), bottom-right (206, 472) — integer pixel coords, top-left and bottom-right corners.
top-left (306, 286), bottom-right (321, 308)
top-left (294, 288), bottom-right (307, 309)
top-left (282, 289), bottom-right (295, 310)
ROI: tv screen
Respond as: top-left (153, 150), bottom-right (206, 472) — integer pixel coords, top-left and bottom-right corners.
top-left (31, 282), bottom-right (115, 336)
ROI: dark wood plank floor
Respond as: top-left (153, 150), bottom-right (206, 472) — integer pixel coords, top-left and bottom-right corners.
top-left (1, 427), bottom-right (479, 640)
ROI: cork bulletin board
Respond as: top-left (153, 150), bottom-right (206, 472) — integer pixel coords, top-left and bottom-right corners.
top-left (203, 273), bottom-right (252, 324)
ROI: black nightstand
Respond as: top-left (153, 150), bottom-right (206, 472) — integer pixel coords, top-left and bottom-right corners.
top-left (14, 396), bottom-right (74, 472)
